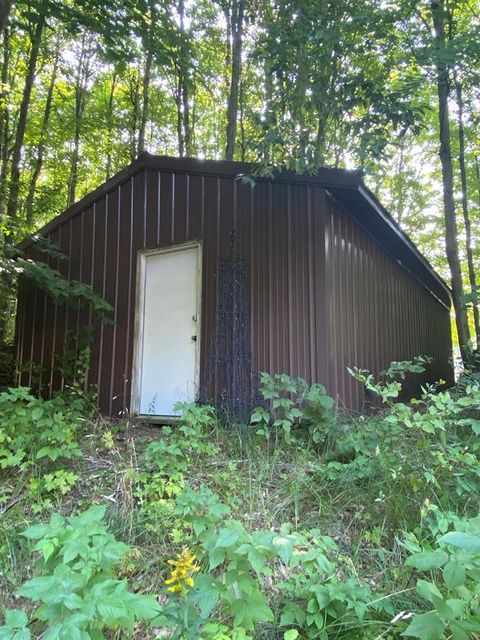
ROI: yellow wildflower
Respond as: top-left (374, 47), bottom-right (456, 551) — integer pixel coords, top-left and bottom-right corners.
top-left (165, 547), bottom-right (200, 596)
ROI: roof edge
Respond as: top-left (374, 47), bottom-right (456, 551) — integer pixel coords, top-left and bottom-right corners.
top-left (19, 153), bottom-right (363, 251)
top-left (327, 183), bottom-right (451, 307)
top-left (17, 153), bottom-right (450, 308)
top-left (358, 184), bottom-right (450, 298)
top-left (18, 154), bottom-right (149, 250)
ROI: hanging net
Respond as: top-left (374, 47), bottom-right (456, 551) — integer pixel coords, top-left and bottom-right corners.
top-left (198, 250), bottom-right (262, 423)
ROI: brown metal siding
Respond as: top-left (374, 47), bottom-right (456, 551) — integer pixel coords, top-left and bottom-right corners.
top-left (324, 195), bottom-right (453, 410)
top-left (16, 164), bottom-right (453, 414)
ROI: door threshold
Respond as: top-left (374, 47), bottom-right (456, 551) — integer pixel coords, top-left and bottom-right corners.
top-left (132, 414), bottom-right (181, 425)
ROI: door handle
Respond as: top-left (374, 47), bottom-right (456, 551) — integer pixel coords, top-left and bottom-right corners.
top-left (191, 335), bottom-right (197, 342)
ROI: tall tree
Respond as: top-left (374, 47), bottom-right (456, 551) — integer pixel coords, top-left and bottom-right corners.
top-left (0, 27), bottom-right (10, 224)
top-left (6, 4), bottom-right (46, 220)
top-left (222, 0), bottom-right (246, 160)
top-left (172, 0), bottom-right (194, 157)
top-left (67, 30), bottom-right (94, 207)
top-left (0, 0), bottom-right (11, 36)
top-left (105, 68), bottom-right (118, 179)
top-left (138, 0), bottom-right (156, 154)
top-left (430, 0), bottom-right (471, 359)
top-left (126, 66), bottom-right (141, 160)
top-left (454, 69), bottom-right (480, 349)
top-left (25, 34), bottom-right (61, 226)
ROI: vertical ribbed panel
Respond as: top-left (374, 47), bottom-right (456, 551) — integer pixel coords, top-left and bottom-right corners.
top-left (324, 196), bottom-right (453, 409)
top-left (16, 167), bottom-right (453, 414)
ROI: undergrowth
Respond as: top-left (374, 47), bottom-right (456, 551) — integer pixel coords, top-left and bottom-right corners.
top-left (1, 360), bottom-right (480, 639)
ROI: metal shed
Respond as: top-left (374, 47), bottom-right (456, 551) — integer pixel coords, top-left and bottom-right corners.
top-left (15, 153), bottom-right (453, 417)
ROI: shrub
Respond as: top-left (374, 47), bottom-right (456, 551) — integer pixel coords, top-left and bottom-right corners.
top-left (0, 505), bottom-right (160, 639)
top-left (131, 403), bottom-right (219, 533)
top-left (402, 515), bottom-right (480, 639)
top-left (317, 371), bottom-right (480, 526)
top-left (158, 485), bottom-right (392, 639)
top-left (0, 387), bottom-right (82, 471)
top-left (251, 373), bottom-right (335, 444)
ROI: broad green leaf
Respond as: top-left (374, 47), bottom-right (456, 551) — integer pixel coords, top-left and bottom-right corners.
top-left (125, 593), bottom-right (161, 620)
top-left (451, 623), bottom-right (469, 640)
top-left (19, 575), bottom-right (58, 601)
top-left (22, 523), bottom-right (50, 540)
top-left (189, 574), bottom-right (219, 616)
top-left (402, 611), bottom-right (445, 639)
top-left (215, 525), bottom-right (241, 549)
top-left (406, 550), bottom-right (449, 570)
top-left (209, 547), bottom-right (226, 570)
top-left (273, 535), bottom-right (295, 563)
top-left (440, 532), bottom-right (480, 553)
top-left (4, 611), bottom-right (28, 629)
top-left (230, 593), bottom-right (273, 629)
top-left (416, 579), bottom-right (444, 603)
top-left (443, 560), bottom-right (466, 589)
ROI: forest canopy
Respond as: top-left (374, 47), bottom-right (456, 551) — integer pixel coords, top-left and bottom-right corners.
top-left (0, 0), bottom-right (480, 357)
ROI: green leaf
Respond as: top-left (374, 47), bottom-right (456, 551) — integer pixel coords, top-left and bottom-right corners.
top-left (416, 579), bottom-right (444, 603)
top-left (97, 596), bottom-right (133, 628)
top-left (229, 592), bottom-right (273, 629)
top-left (0, 610), bottom-right (31, 640)
top-left (402, 612), bottom-right (445, 639)
top-left (451, 623), bottom-right (469, 640)
top-left (406, 550), bottom-right (449, 570)
top-left (284, 631), bottom-right (299, 640)
top-left (273, 535), bottom-right (295, 564)
top-left (125, 593), bottom-right (161, 621)
top-left (22, 523), bottom-right (50, 540)
top-left (443, 560), bottom-right (466, 589)
top-left (209, 547), bottom-right (226, 570)
top-left (440, 532), bottom-right (480, 553)
top-left (215, 525), bottom-right (241, 549)
top-left (4, 611), bottom-right (28, 629)
top-left (189, 574), bottom-right (219, 616)
top-left (19, 576), bottom-right (58, 601)
top-left (445, 599), bottom-right (466, 618)
top-left (247, 547), bottom-right (268, 575)
top-left (415, 579), bottom-right (454, 621)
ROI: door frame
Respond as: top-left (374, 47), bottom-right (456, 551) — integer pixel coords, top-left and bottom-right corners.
top-left (131, 240), bottom-right (203, 420)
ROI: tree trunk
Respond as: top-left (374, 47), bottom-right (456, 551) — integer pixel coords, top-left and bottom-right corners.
top-left (175, 77), bottom-right (184, 156)
top-left (475, 155), bottom-right (480, 212)
top-left (394, 142), bottom-right (406, 224)
top-left (0, 27), bottom-right (10, 226)
top-left (313, 109), bottom-right (326, 166)
top-left (128, 70), bottom-right (140, 161)
top-left (25, 38), bottom-right (60, 227)
top-left (225, 0), bottom-right (245, 161)
top-left (0, 0), bottom-right (11, 37)
top-left (454, 70), bottom-right (479, 349)
top-left (105, 70), bottom-right (118, 180)
top-left (239, 76), bottom-right (246, 161)
top-left (138, 0), bottom-right (155, 155)
top-left (67, 32), bottom-right (91, 208)
top-left (175, 0), bottom-right (194, 157)
top-left (138, 49), bottom-right (152, 154)
top-left (182, 73), bottom-right (193, 156)
top-left (431, 0), bottom-right (471, 361)
top-left (6, 10), bottom-right (45, 220)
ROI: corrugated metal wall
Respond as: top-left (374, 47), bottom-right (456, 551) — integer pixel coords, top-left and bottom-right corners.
top-left (16, 168), bottom-right (330, 415)
top-left (16, 165), bottom-right (453, 415)
top-left (323, 194), bottom-right (453, 409)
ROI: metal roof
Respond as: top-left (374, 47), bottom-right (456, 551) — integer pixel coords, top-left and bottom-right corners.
top-left (20, 152), bottom-right (450, 307)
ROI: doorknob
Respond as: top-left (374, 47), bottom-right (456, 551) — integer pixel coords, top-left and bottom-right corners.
top-left (192, 314), bottom-right (197, 322)
top-left (191, 335), bottom-right (197, 342)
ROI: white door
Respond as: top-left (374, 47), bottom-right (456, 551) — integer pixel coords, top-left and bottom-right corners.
top-left (137, 245), bottom-right (200, 416)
